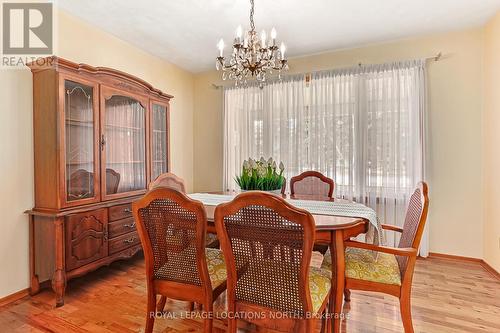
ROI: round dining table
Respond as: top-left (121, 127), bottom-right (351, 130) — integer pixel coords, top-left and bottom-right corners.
top-left (203, 192), bottom-right (369, 333)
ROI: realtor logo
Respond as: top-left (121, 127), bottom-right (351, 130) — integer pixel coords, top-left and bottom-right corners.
top-left (2, 2), bottom-right (53, 54)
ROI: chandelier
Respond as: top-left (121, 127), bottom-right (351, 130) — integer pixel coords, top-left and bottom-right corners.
top-left (216, 0), bottom-right (288, 85)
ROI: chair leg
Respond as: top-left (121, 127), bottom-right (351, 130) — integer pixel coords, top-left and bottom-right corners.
top-left (203, 302), bottom-right (214, 333)
top-left (145, 290), bottom-right (156, 333)
top-left (344, 289), bottom-right (351, 302)
top-left (400, 294), bottom-right (414, 333)
top-left (320, 308), bottom-right (327, 333)
top-left (157, 296), bottom-right (167, 312)
top-left (228, 317), bottom-right (237, 333)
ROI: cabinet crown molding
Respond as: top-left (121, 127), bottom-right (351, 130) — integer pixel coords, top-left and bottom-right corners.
top-left (27, 56), bottom-right (174, 101)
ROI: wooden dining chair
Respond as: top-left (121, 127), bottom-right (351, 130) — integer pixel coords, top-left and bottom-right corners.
top-left (290, 171), bottom-right (334, 199)
top-left (322, 182), bottom-right (429, 333)
top-left (148, 172), bottom-right (186, 192)
top-left (105, 168), bottom-right (120, 194)
top-left (132, 188), bottom-right (227, 333)
top-left (215, 192), bottom-right (331, 332)
top-left (149, 172), bottom-right (219, 246)
top-left (281, 177), bottom-right (287, 195)
top-left (67, 169), bottom-right (94, 200)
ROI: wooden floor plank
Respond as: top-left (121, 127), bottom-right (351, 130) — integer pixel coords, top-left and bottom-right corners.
top-left (0, 256), bottom-right (498, 332)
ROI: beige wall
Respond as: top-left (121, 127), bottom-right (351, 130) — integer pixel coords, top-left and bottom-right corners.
top-left (194, 28), bottom-right (485, 259)
top-left (483, 12), bottom-right (500, 272)
top-left (0, 9), bottom-right (195, 298)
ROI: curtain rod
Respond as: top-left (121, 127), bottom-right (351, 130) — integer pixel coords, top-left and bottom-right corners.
top-left (212, 52), bottom-right (443, 90)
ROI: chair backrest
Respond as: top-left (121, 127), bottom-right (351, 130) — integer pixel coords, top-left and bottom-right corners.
top-left (132, 188), bottom-right (210, 288)
top-left (149, 172), bottom-right (186, 193)
top-left (397, 182), bottom-right (429, 274)
top-left (105, 168), bottom-right (120, 194)
top-left (67, 169), bottom-right (94, 200)
top-left (290, 171), bottom-right (334, 198)
top-left (280, 177), bottom-right (287, 195)
top-left (215, 192), bottom-right (316, 317)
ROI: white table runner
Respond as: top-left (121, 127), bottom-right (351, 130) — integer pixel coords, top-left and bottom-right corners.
top-left (188, 193), bottom-right (383, 245)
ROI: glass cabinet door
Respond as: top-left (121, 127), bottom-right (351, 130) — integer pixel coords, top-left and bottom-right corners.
top-left (151, 103), bottom-right (168, 180)
top-left (102, 91), bottom-right (147, 197)
top-left (64, 79), bottom-right (99, 204)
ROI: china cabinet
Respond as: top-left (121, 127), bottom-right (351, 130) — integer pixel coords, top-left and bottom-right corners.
top-left (26, 57), bottom-right (172, 306)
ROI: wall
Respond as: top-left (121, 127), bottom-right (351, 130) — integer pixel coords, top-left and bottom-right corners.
top-left (483, 12), bottom-right (500, 272)
top-left (0, 9), bottom-right (195, 298)
top-left (194, 28), bottom-right (485, 259)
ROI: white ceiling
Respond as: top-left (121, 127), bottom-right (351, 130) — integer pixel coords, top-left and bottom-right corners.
top-left (58, 0), bottom-right (500, 73)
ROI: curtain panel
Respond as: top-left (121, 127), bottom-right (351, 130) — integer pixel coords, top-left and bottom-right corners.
top-left (223, 60), bottom-right (428, 253)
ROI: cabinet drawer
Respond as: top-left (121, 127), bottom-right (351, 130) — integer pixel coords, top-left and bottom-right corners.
top-left (108, 217), bottom-right (136, 238)
top-left (109, 231), bottom-right (140, 254)
top-left (109, 203), bottom-right (133, 221)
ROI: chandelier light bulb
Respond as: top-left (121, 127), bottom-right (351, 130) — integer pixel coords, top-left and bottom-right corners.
top-left (217, 38), bottom-right (225, 57)
top-left (271, 27), bottom-right (277, 41)
top-left (261, 30), bottom-right (267, 48)
top-left (236, 25), bottom-right (243, 39)
top-left (280, 42), bottom-right (286, 58)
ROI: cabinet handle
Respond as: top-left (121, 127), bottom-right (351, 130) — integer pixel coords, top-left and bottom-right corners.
top-left (124, 208), bottom-right (132, 213)
top-left (123, 237), bottom-right (136, 244)
top-left (123, 222), bottom-right (136, 229)
top-left (100, 134), bottom-right (106, 151)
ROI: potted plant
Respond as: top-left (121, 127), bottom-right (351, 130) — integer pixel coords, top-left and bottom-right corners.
top-left (235, 157), bottom-right (285, 194)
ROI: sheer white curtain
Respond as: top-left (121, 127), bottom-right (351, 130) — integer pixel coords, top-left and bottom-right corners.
top-left (223, 60), bottom-right (428, 255)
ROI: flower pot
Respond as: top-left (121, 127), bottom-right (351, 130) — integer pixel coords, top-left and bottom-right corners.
top-left (240, 189), bottom-right (283, 195)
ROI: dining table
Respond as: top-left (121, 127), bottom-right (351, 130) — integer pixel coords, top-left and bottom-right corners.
top-left (200, 192), bottom-right (370, 333)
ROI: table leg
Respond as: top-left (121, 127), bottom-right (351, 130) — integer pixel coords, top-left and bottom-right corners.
top-left (329, 230), bottom-right (345, 333)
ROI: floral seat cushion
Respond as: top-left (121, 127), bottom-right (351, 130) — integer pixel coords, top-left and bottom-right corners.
top-left (205, 248), bottom-right (227, 289)
top-left (322, 248), bottom-right (401, 286)
top-left (309, 266), bottom-right (332, 313)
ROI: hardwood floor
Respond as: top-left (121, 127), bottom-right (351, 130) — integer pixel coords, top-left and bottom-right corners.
top-left (0, 255), bottom-right (498, 333)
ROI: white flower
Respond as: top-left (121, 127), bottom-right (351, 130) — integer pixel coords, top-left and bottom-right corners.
top-left (279, 161), bottom-right (285, 171)
top-left (272, 161), bottom-right (277, 169)
top-left (260, 156), bottom-right (266, 163)
top-left (249, 159), bottom-right (257, 169)
top-left (242, 160), bottom-right (249, 170)
top-left (258, 166), bottom-right (267, 177)
top-left (267, 157), bottom-right (273, 165)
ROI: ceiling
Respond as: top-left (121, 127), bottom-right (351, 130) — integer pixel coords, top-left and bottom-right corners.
top-left (58, 0), bottom-right (500, 73)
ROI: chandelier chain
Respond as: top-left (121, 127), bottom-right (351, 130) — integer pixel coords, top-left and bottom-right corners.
top-left (250, 0), bottom-right (255, 31)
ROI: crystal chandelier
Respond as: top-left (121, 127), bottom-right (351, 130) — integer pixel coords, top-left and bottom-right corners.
top-left (216, 0), bottom-right (288, 85)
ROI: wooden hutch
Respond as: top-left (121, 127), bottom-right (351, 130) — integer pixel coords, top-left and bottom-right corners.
top-left (26, 57), bottom-right (172, 306)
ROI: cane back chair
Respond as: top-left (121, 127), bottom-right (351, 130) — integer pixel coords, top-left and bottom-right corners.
top-left (322, 182), bottom-right (429, 333)
top-left (149, 172), bottom-right (219, 247)
top-left (132, 188), bottom-right (227, 333)
top-left (290, 171), bottom-right (335, 199)
top-left (215, 192), bottom-right (331, 332)
top-left (148, 172), bottom-right (186, 192)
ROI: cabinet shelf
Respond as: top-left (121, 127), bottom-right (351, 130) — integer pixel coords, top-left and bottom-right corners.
top-left (66, 118), bottom-right (94, 128)
top-left (106, 161), bottom-right (145, 164)
top-left (105, 124), bottom-right (143, 131)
